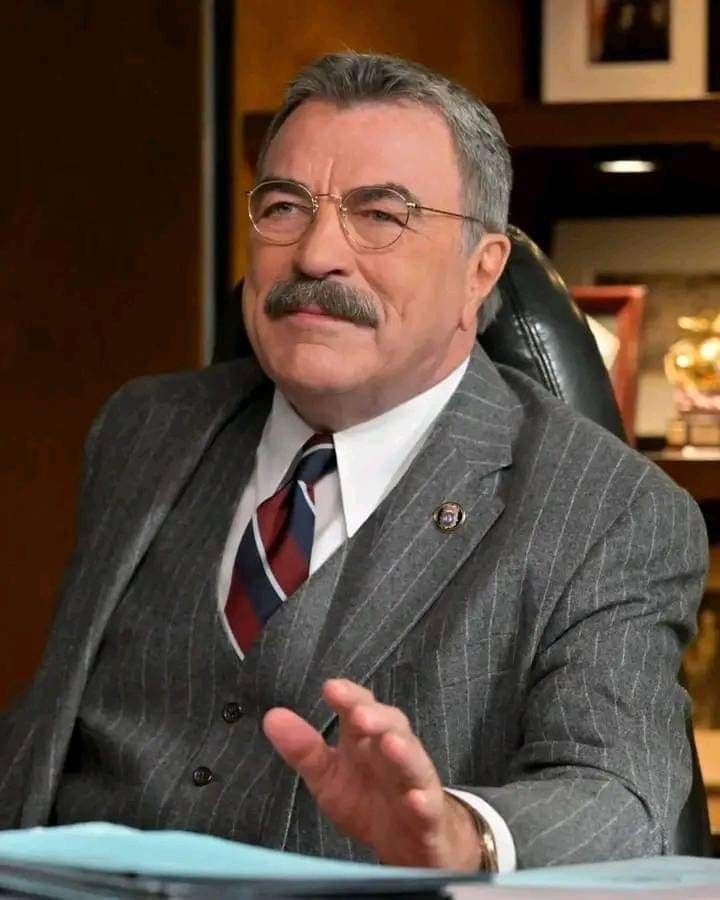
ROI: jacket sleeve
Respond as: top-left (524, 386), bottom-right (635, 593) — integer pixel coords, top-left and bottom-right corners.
top-left (454, 482), bottom-right (707, 868)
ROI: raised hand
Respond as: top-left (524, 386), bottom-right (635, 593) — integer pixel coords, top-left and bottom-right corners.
top-left (262, 678), bottom-right (483, 869)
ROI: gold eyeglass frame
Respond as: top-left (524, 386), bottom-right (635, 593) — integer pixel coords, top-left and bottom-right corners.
top-left (246, 179), bottom-right (483, 250)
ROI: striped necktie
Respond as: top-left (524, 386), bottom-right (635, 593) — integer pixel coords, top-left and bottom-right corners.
top-left (224, 433), bottom-right (336, 655)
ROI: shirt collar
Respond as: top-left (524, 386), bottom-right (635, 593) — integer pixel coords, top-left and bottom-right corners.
top-left (256, 357), bottom-right (470, 534)
top-left (255, 391), bottom-right (315, 504)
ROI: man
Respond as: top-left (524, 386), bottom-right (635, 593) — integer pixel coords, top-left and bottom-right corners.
top-left (0, 53), bottom-right (707, 872)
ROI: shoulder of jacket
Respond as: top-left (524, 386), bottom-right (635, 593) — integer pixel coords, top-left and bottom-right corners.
top-left (497, 362), bottom-right (693, 509)
top-left (96, 357), bottom-right (266, 425)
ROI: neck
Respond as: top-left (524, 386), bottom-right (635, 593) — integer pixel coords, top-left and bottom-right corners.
top-left (281, 350), bottom-right (472, 433)
top-left (283, 390), bottom-right (400, 433)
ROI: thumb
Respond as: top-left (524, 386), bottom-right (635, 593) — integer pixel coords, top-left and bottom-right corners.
top-left (263, 707), bottom-right (333, 791)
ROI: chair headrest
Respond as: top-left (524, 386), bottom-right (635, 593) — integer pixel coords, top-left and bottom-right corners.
top-left (481, 226), bottom-right (626, 441)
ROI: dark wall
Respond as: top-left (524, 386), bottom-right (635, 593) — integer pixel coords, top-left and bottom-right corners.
top-left (0, 1), bottom-right (204, 709)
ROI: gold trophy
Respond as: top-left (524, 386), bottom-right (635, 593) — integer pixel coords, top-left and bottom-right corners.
top-left (665, 311), bottom-right (720, 447)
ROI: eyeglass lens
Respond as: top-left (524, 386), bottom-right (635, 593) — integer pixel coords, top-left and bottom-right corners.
top-left (248, 180), bottom-right (411, 249)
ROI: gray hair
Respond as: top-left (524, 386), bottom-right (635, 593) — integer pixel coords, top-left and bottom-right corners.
top-left (258, 52), bottom-right (512, 328)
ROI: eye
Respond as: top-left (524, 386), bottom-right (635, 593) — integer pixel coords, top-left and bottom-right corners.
top-left (261, 200), bottom-right (307, 220)
top-left (359, 208), bottom-right (404, 226)
top-left (250, 181), bottom-right (314, 227)
top-left (346, 189), bottom-right (409, 228)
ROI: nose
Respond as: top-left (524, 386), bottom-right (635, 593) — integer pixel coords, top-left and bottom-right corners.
top-left (292, 196), bottom-right (354, 280)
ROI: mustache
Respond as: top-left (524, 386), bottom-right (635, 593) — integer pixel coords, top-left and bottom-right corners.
top-left (264, 278), bottom-right (379, 328)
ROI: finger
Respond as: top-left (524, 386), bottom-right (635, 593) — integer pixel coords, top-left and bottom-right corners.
top-left (348, 701), bottom-right (413, 740)
top-left (262, 707), bottom-right (333, 791)
top-left (377, 729), bottom-right (441, 794)
top-left (323, 680), bottom-right (414, 740)
top-left (323, 679), bottom-right (439, 790)
top-left (323, 679), bottom-right (388, 741)
top-left (404, 786), bottom-right (443, 823)
top-left (322, 678), bottom-right (376, 714)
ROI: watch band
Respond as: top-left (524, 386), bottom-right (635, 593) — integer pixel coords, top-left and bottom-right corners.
top-left (477, 813), bottom-right (499, 873)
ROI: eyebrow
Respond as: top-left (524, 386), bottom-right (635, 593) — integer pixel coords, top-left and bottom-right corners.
top-left (374, 181), bottom-right (423, 208)
top-left (254, 174), bottom-right (309, 191)
top-left (254, 175), bottom-right (423, 209)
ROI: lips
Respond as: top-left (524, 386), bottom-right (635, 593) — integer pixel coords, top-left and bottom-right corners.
top-left (288, 305), bottom-right (348, 322)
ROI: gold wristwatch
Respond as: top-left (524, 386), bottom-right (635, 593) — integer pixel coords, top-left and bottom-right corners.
top-left (476, 813), bottom-right (499, 872)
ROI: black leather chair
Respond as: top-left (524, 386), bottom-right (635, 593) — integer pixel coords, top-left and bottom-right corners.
top-left (215, 225), bottom-right (712, 856)
top-left (482, 226), bottom-right (627, 442)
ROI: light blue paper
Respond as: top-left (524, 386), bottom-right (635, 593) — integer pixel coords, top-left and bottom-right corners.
top-left (497, 855), bottom-right (720, 890)
top-left (0, 822), bottom-right (438, 881)
top-left (1, 823), bottom-right (720, 891)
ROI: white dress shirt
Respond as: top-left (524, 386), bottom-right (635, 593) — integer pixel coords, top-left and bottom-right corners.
top-left (217, 357), bottom-right (516, 872)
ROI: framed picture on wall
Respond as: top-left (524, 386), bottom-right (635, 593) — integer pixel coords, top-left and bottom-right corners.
top-left (542, 0), bottom-right (710, 103)
top-left (553, 215), bottom-right (720, 442)
top-left (571, 285), bottom-right (646, 445)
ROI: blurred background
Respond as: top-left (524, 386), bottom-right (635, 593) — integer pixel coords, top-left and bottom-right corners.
top-left (2, 0), bottom-right (720, 832)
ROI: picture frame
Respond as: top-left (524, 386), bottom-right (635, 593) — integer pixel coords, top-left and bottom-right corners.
top-left (542, 0), bottom-right (709, 103)
top-left (553, 216), bottom-right (720, 442)
top-left (571, 285), bottom-right (647, 444)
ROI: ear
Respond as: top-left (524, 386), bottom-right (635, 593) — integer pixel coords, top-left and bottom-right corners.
top-left (459, 233), bottom-right (511, 332)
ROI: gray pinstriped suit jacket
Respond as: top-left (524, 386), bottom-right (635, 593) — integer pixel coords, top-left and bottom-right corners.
top-left (0, 344), bottom-right (708, 867)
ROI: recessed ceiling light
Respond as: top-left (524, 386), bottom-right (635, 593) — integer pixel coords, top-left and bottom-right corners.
top-left (597, 159), bottom-right (657, 174)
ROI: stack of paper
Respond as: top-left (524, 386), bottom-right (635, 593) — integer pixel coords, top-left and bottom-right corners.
top-left (1, 823), bottom-right (720, 897)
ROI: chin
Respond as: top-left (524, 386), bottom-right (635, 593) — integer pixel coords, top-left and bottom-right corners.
top-left (267, 342), bottom-right (369, 397)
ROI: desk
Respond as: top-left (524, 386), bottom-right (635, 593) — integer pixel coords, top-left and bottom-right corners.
top-left (453, 887), bottom-right (720, 899)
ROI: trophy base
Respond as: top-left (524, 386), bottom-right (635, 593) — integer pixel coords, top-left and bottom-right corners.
top-left (667, 412), bottom-right (720, 448)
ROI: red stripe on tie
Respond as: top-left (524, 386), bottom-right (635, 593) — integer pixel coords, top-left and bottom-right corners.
top-left (267, 530), bottom-right (309, 598)
top-left (256, 483), bottom-right (292, 555)
top-left (225, 581), bottom-right (262, 653)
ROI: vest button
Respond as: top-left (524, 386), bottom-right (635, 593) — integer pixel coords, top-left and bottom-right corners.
top-left (192, 766), bottom-right (214, 787)
top-left (222, 702), bottom-right (243, 723)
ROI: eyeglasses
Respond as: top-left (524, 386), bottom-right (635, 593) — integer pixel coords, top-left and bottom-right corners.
top-left (246, 179), bottom-right (482, 250)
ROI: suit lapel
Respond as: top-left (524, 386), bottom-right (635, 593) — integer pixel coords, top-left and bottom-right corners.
top-left (260, 345), bottom-right (520, 850)
top-left (22, 361), bottom-right (272, 827)
top-left (300, 344), bottom-right (518, 732)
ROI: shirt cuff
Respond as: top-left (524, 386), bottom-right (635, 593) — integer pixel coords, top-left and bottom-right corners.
top-left (443, 787), bottom-right (517, 874)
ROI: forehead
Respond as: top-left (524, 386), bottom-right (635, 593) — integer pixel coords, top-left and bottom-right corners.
top-left (261, 99), bottom-right (461, 199)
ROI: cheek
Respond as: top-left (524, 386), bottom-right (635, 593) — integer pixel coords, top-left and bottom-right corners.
top-left (246, 244), bottom-right (293, 292)
top-left (241, 286), bottom-right (255, 324)
top-left (241, 277), bottom-right (273, 354)
top-left (243, 250), bottom-right (290, 324)
top-left (370, 266), bottom-right (458, 332)
top-left (371, 241), bottom-right (462, 316)
top-left (360, 262), bottom-right (416, 326)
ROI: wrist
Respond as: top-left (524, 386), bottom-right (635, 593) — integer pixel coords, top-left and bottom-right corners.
top-left (444, 794), bottom-right (487, 871)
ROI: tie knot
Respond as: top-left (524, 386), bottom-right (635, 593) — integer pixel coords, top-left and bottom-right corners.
top-left (292, 433), bottom-right (336, 488)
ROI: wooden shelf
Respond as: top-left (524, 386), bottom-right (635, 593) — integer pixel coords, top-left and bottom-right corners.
top-left (492, 98), bottom-right (720, 149)
top-left (243, 97), bottom-right (720, 169)
top-left (647, 451), bottom-right (720, 504)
